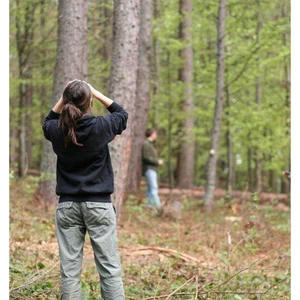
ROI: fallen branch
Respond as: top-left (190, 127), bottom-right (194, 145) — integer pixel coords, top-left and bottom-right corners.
top-left (141, 292), bottom-right (199, 300)
top-left (123, 245), bottom-right (201, 264)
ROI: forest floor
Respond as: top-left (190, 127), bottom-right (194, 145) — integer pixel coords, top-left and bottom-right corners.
top-left (9, 177), bottom-right (290, 299)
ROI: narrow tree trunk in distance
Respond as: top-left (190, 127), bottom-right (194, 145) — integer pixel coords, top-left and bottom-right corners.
top-left (109, 0), bottom-right (140, 221)
top-left (225, 85), bottom-right (235, 196)
top-left (282, 0), bottom-right (290, 196)
top-left (18, 83), bottom-right (33, 177)
top-left (255, 0), bottom-right (262, 194)
top-left (126, 0), bottom-right (152, 193)
top-left (177, 0), bottom-right (195, 189)
top-left (167, 50), bottom-right (175, 194)
top-left (151, 0), bottom-right (160, 128)
top-left (269, 169), bottom-right (277, 193)
top-left (204, 0), bottom-right (227, 211)
top-left (39, 0), bottom-right (88, 206)
top-left (248, 146), bottom-right (255, 191)
top-left (15, 0), bottom-right (35, 177)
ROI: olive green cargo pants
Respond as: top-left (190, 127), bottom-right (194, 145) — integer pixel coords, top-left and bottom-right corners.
top-left (55, 201), bottom-right (125, 300)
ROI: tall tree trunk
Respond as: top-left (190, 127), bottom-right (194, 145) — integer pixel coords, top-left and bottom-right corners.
top-left (255, 0), bottom-right (262, 194)
top-left (269, 169), bottom-right (277, 193)
top-left (15, 0), bottom-right (36, 177)
top-left (204, 0), bottom-right (227, 210)
top-left (176, 0), bottom-right (195, 189)
top-left (39, 0), bottom-right (88, 206)
top-left (282, 0), bottom-right (290, 195)
top-left (225, 85), bottom-right (235, 195)
top-left (151, 0), bottom-right (160, 128)
top-left (248, 146), bottom-right (255, 191)
top-left (126, 0), bottom-right (152, 193)
top-left (108, 0), bottom-right (140, 220)
top-left (167, 50), bottom-right (175, 193)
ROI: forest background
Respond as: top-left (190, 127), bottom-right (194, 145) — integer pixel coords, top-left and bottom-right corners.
top-left (9, 0), bottom-right (291, 207)
top-left (5, 0), bottom-right (299, 299)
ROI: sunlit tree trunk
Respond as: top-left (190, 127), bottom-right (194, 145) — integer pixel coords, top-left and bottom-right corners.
top-left (126, 0), bottom-right (152, 193)
top-left (176, 0), bottom-right (195, 189)
top-left (204, 0), bottom-right (226, 210)
top-left (108, 0), bottom-right (140, 220)
top-left (39, 0), bottom-right (88, 206)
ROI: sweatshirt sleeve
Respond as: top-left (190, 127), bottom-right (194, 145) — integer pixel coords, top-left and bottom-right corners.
top-left (142, 142), bottom-right (159, 166)
top-left (102, 102), bottom-right (128, 135)
top-left (42, 110), bottom-right (60, 141)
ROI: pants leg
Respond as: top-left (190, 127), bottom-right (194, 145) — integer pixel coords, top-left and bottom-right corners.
top-left (55, 202), bottom-right (86, 300)
top-left (146, 177), bottom-right (154, 207)
top-left (83, 202), bottom-right (125, 300)
top-left (145, 169), bottom-right (161, 207)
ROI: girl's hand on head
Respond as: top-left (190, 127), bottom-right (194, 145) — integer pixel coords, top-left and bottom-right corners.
top-left (86, 83), bottom-right (98, 96)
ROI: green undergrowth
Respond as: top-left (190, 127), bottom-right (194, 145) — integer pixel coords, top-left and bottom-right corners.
top-left (9, 177), bottom-right (290, 299)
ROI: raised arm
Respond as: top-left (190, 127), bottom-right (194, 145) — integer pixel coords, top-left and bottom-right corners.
top-left (88, 83), bottom-right (113, 108)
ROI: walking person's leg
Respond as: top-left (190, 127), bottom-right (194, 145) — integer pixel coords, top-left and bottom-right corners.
top-left (145, 169), bottom-right (162, 207)
top-left (55, 202), bottom-right (86, 300)
top-left (145, 169), bottom-right (155, 207)
top-left (83, 202), bottom-right (125, 300)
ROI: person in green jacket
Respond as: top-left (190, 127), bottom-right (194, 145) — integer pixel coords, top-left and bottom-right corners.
top-left (142, 128), bottom-right (163, 208)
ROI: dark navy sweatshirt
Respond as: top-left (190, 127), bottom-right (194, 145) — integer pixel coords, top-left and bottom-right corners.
top-left (42, 102), bottom-right (128, 203)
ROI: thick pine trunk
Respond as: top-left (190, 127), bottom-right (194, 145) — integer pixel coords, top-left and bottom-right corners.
top-left (177, 0), bottom-right (195, 189)
top-left (108, 0), bottom-right (140, 220)
top-left (204, 0), bottom-right (226, 210)
top-left (39, 0), bottom-right (88, 206)
top-left (126, 0), bottom-right (152, 193)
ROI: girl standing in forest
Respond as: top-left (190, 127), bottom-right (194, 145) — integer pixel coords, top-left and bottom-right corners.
top-left (42, 79), bottom-right (127, 300)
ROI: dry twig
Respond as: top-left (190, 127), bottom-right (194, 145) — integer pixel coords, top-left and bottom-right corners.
top-left (122, 245), bottom-right (201, 264)
top-left (10, 261), bottom-right (59, 292)
top-left (166, 276), bottom-right (196, 299)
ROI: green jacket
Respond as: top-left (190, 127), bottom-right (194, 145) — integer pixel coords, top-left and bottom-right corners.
top-left (142, 139), bottom-right (159, 173)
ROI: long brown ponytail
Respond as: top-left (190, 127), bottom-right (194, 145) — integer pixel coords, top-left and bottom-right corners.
top-left (59, 80), bottom-right (92, 147)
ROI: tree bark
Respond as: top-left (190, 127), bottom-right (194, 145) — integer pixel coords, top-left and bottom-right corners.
top-left (151, 0), bottom-right (160, 128)
top-left (204, 0), bottom-right (226, 210)
top-left (255, 0), bottom-right (262, 194)
top-left (225, 85), bottom-right (235, 195)
top-left (39, 0), bottom-right (88, 206)
top-left (176, 0), bottom-right (195, 189)
top-left (15, 0), bottom-right (36, 177)
top-left (167, 50), bottom-right (175, 193)
top-left (108, 0), bottom-right (140, 220)
top-left (282, 0), bottom-right (290, 196)
top-left (126, 0), bottom-right (152, 193)
top-left (248, 146), bottom-right (255, 191)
